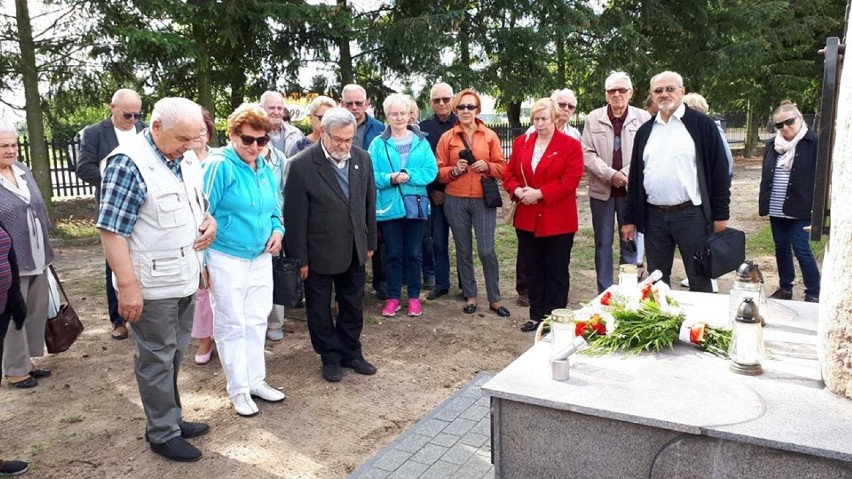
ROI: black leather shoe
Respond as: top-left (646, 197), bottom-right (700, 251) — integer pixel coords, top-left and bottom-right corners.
top-left (149, 436), bottom-right (202, 462)
top-left (29, 368), bottom-right (51, 378)
top-left (490, 305), bottom-right (511, 317)
top-left (322, 363), bottom-right (343, 382)
top-left (179, 421), bottom-right (210, 439)
top-left (769, 289), bottom-right (792, 300)
top-left (10, 376), bottom-right (37, 389)
top-left (426, 286), bottom-right (449, 300)
top-left (0, 459), bottom-right (28, 475)
top-left (342, 358), bottom-right (377, 375)
top-left (804, 295), bottom-right (819, 303)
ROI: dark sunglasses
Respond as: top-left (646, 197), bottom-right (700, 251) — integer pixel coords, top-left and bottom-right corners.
top-left (122, 112), bottom-right (143, 120)
top-left (606, 88), bottom-right (630, 95)
top-left (344, 101), bottom-right (365, 108)
top-left (557, 102), bottom-right (577, 110)
top-left (238, 134), bottom-right (270, 147)
top-left (652, 86), bottom-right (679, 95)
top-left (432, 97), bottom-right (452, 104)
top-left (774, 117), bottom-right (797, 129)
top-left (456, 103), bottom-right (477, 111)
top-left (314, 114), bottom-right (324, 121)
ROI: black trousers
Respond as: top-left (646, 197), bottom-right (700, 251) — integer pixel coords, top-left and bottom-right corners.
top-left (644, 204), bottom-right (712, 292)
top-left (304, 251), bottom-right (366, 365)
top-left (515, 243), bottom-right (527, 295)
top-left (516, 230), bottom-right (574, 321)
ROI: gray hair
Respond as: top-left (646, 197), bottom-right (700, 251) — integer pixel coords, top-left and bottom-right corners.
top-left (321, 107), bottom-right (356, 132)
top-left (551, 89), bottom-right (576, 102)
top-left (430, 82), bottom-right (454, 97)
top-left (308, 95), bottom-right (337, 115)
top-left (342, 84), bottom-right (367, 98)
top-left (650, 71), bottom-right (684, 88)
top-left (383, 93), bottom-right (411, 116)
top-left (111, 88), bottom-right (141, 105)
top-left (0, 120), bottom-right (16, 136)
top-left (682, 93), bottom-right (709, 113)
top-left (259, 90), bottom-right (284, 107)
top-left (151, 97), bottom-right (203, 130)
top-left (604, 71), bottom-right (633, 90)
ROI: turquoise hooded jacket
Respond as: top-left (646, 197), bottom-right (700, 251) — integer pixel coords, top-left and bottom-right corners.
top-left (368, 125), bottom-right (438, 221)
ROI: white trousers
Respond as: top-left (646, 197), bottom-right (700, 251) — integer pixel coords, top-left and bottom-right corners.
top-left (207, 249), bottom-right (272, 397)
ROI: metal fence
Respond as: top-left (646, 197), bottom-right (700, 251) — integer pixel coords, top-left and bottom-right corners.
top-left (17, 115), bottom-right (800, 199)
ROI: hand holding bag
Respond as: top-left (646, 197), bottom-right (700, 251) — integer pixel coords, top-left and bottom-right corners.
top-left (45, 265), bottom-right (84, 354)
top-left (458, 133), bottom-right (503, 208)
top-left (272, 251), bottom-right (303, 307)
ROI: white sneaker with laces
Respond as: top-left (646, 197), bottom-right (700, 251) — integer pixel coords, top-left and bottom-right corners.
top-left (232, 393), bottom-right (260, 416)
top-left (250, 382), bottom-right (286, 402)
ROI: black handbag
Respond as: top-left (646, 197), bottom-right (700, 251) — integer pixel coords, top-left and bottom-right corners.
top-left (458, 133), bottom-right (502, 208)
top-left (693, 227), bottom-right (746, 278)
top-left (45, 265), bottom-right (84, 354)
top-left (272, 252), bottom-right (303, 307)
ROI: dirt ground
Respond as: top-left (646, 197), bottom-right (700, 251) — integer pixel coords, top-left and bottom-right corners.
top-left (1, 157), bottom-right (797, 478)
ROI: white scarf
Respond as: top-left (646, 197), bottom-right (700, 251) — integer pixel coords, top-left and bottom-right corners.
top-left (774, 123), bottom-right (808, 171)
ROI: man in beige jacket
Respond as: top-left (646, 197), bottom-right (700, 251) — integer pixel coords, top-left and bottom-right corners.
top-left (582, 71), bottom-right (651, 293)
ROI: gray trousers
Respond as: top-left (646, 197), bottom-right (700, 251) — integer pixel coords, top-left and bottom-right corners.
top-left (590, 196), bottom-right (644, 293)
top-left (130, 294), bottom-right (195, 443)
top-left (444, 196), bottom-right (501, 303)
top-left (2, 270), bottom-right (48, 376)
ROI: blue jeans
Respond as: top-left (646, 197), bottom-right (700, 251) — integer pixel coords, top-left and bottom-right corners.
top-left (430, 200), bottom-right (451, 290)
top-left (379, 218), bottom-right (428, 300)
top-left (770, 217), bottom-right (821, 297)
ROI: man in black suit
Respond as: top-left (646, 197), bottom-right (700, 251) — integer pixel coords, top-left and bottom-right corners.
top-left (284, 107), bottom-right (378, 382)
top-left (76, 88), bottom-right (146, 340)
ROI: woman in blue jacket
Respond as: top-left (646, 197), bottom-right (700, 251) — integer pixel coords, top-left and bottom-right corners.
top-left (368, 94), bottom-right (438, 318)
top-left (203, 104), bottom-right (286, 417)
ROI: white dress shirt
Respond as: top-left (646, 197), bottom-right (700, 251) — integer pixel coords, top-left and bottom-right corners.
top-left (642, 103), bottom-right (702, 207)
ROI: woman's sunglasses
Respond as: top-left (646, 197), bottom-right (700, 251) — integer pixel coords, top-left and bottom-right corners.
top-left (239, 134), bottom-right (270, 147)
top-left (456, 104), bottom-right (477, 111)
top-left (774, 117), bottom-right (796, 129)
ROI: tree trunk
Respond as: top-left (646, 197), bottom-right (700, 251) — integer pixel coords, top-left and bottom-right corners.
top-left (506, 100), bottom-right (521, 130)
top-left (337, 0), bottom-right (353, 86)
top-left (556, 32), bottom-right (566, 85)
top-left (192, 20), bottom-right (214, 124)
top-left (744, 98), bottom-right (760, 157)
top-left (15, 0), bottom-right (53, 215)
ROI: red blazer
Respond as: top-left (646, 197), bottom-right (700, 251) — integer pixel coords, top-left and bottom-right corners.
top-left (503, 129), bottom-right (583, 237)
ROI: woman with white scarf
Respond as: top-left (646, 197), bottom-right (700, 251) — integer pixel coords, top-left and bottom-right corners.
top-left (758, 101), bottom-right (821, 302)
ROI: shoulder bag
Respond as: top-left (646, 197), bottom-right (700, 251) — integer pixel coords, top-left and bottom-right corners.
top-left (458, 132), bottom-right (503, 208)
top-left (45, 265), bottom-right (84, 354)
top-left (693, 159), bottom-right (745, 278)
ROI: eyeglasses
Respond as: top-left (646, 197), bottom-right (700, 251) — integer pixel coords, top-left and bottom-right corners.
top-left (122, 112), bottom-right (143, 120)
top-left (432, 97), bottom-right (452, 104)
top-left (774, 117), bottom-right (797, 129)
top-left (652, 86), bottom-right (680, 95)
top-left (238, 134), bottom-right (270, 147)
top-left (314, 114), bottom-right (323, 121)
top-left (343, 101), bottom-right (365, 108)
top-left (387, 111), bottom-right (408, 118)
top-left (456, 104), bottom-right (477, 111)
top-left (606, 88), bottom-right (630, 95)
top-left (557, 102), bottom-right (577, 110)
top-left (328, 134), bottom-right (354, 146)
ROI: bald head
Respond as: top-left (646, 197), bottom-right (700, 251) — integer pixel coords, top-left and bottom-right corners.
top-left (110, 89), bottom-right (143, 131)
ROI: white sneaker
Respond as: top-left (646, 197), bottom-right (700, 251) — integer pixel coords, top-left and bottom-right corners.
top-left (680, 278), bottom-right (690, 288)
top-left (711, 279), bottom-right (719, 293)
top-left (231, 393), bottom-right (260, 416)
top-left (250, 382), bottom-right (286, 402)
top-left (266, 329), bottom-right (284, 341)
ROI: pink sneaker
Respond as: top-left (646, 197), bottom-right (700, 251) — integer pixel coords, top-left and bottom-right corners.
top-left (382, 299), bottom-right (401, 317)
top-left (407, 299), bottom-right (423, 317)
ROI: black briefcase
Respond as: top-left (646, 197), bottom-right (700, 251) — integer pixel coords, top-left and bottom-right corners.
top-left (272, 252), bottom-right (303, 307)
top-left (693, 227), bottom-right (746, 279)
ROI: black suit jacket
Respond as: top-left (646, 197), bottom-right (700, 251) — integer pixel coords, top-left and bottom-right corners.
top-left (76, 117), bottom-right (146, 201)
top-left (284, 142), bottom-right (377, 275)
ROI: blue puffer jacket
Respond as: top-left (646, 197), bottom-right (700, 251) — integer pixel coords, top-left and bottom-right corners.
top-left (368, 125), bottom-right (438, 221)
top-left (202, 145), bottom-right (284, 260)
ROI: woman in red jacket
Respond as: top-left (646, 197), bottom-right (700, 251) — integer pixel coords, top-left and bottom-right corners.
top-left (504, 98), bottom-right (584, 332)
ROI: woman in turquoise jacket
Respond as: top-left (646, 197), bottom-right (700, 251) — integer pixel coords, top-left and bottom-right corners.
top-left (202, 103), bottom-right (286, 417)
top-left (368, 94), bottom-right (438, 318)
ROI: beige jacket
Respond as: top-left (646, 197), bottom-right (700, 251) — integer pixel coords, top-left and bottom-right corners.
top-left (581, 105), bottom-right (650, 201)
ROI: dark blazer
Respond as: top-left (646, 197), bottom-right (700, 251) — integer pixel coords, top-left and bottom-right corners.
top-left (758, 129), bottom-right (818, 219)
top-left (76, 117), bottom-right (146, 200)
top-left (284, 141), bottom-right (377, 275)
top-left (625, 105), bottom-right (731, 233)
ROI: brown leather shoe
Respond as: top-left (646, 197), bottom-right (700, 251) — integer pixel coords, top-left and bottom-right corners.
top-left (111, 324), bottom-right (129, 340)
top-left (516, 294), bottom-right (530, 307)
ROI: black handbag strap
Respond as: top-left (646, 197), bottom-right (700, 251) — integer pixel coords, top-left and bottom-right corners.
top-left (49, 264), bottom-right (72, 307)
top-left (383, 141), bottom-right (405, 201)
top-left (694, 157), bottom-right (714, 235)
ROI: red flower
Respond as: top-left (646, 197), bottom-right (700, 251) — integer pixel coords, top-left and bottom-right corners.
top-left (641, 285), bottom-right (652, 301)
top-left (600, 291), bottom-right (612, 306)
top-left (575, 321), bottom-right (588, 337)
top-left (575, 315), bottom-right (607, 339)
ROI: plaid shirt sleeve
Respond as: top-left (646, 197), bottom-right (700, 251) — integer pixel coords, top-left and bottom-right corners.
top-left (96, 154), bottom-right (147, 237)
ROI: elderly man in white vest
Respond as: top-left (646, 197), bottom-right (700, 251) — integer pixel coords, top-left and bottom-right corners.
top-left (97, 97), bottom-right (217, 463)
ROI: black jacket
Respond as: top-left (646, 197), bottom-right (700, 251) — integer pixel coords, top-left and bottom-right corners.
top-left (76, 117), bottom-right (146, 201)
top-left (758, 129), bottom-right (818, 219)
top-left (0, 222), bottom-right (27, 331)
top-left (625, 106), bottom-right (731, 233)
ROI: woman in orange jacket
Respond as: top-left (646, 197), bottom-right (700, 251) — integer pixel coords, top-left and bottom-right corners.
top-left (436, 89), bottom-right (509, 317)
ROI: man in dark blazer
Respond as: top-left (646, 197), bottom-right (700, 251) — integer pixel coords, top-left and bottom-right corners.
top-left (76, 88), bottom-right (146, 340)
top-left (284, 107), bottom-right (378, 382)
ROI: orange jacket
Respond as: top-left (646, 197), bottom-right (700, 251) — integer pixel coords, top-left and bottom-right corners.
top-left (436, 119), bottom-right (506, 198)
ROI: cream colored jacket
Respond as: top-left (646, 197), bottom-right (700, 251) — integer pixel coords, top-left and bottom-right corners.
top-left (581, 106), bottom-right (651, 201)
